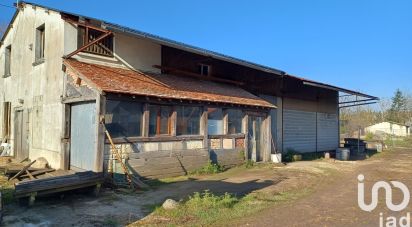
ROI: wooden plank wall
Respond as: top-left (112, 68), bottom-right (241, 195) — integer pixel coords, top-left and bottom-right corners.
top-left (210, 148), bottom-right (244, 168)
top-left (104, 140), bottom-right (209, 179)
top-left (209, 137), bottom-right (245, 167)
top-left (127, 149), bottom-right (209, 179)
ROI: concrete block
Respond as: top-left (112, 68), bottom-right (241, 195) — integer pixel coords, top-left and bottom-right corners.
top-left (143, 142), bottom-right (159, 152)
top-left (186, 140), bottom-right (203, 149)
top-left (172, 141), bottom-right (184, 150)
top-left (222, 139), bottom-right (233, 149)
top-left (210, 139), bottom-right (221, 149)
top-left (159, 142), bottom-right (174, 151)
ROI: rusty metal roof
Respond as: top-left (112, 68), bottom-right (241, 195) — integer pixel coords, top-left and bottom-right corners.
top-left (64, 59), bottom-right (276, 108)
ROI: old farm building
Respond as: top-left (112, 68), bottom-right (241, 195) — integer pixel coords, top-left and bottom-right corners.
top-left (0, 2), bottom-right (377, 179)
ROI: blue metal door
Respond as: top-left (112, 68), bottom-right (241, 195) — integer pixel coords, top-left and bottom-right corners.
top-left (70, 102), bottom-right (96, 171)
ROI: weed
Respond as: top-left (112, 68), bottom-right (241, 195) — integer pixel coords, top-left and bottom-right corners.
top-left (244, 160), bottom-right (255, 169)
top-left (190, 161), bottom-right (224, 175)
top-left (365, 132), bottom-right (374, 141)
top-left (0, 175), bottom-right (15, 204)
top-left (301, 152), bottom-right (324, 161)
top-left (283, 149), bottom-right (301, 162)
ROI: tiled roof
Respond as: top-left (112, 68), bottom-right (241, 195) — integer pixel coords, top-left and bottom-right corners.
top-left (63, 59), bottom-right (276, 108)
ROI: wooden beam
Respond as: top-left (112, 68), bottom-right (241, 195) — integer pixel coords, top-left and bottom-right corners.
top-left (9, 160), bottom-right (36, 181)
top-left (63, 18), bottom-right (109, 33)
top-left (153, 65), bottom-right (244, 86)
top-left (64, 31), bottom-right (113, 59)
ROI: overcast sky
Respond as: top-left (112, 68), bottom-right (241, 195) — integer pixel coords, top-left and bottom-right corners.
top-left (1, 0), bottom-right (411, 99)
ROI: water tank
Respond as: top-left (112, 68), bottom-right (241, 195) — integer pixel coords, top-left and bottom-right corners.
top-left (336, 148), bottom-right (350, 161)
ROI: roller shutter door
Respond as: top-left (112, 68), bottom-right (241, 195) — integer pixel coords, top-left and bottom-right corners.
top-left (317, 113), bottom-right (338, 151)
top-left (283, 109), bottom-right (316, 153)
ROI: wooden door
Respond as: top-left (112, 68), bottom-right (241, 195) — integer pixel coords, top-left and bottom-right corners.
top-left (248, 115), bottom-right (263, 162)
top-left (14, 110), bottom-right (29, 161)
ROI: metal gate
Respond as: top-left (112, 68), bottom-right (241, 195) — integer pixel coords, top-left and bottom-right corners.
top-left (70, 102), bottom-right (96, 171)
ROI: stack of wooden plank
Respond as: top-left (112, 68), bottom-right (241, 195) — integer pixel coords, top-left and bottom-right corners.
top-left (1, 161), bottom-right (55, 181)
top-left (14, 171), bottom-right (104, 200)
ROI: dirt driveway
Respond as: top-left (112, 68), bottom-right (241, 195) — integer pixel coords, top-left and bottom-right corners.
top-left (2, 149), bottom-right (411, 226)
top-left (234, 148), bottom-right (412, 227)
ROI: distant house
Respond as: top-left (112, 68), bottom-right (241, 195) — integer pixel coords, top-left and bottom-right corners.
top-left (365, 122), bottom-right (411, 137)
top-left (0, 2), bottom-right (377, 179)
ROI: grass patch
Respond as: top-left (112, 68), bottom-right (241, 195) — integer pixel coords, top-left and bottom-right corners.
top-left (385, 136), bottom-right (412, 148)
top-left (244, 160), bottom-right (255, 169)
top-left (0, 175), bottom-right (15, 204)
top-left (301, 152), bottom-right (324, 161)
top-left (145, 175), bottom-right (191, 189)
top-left (137, 189), bottom-right (311, 226)
top-left (189, 161), bottom-right (224, 175)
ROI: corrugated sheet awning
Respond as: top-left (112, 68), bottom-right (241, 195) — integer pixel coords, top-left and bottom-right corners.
top-left (63, 59), bottom-right (276, 108)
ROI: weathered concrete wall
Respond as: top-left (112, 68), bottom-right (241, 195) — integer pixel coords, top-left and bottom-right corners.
top-left (0, 5), bottom-right (66, 168)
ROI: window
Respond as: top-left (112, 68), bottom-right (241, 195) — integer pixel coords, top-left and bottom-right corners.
top-left (208, 108), bottom-right (223, 135)
top-left (149, 105), bottom-right (172, 136)
top-left (227, 109), bottom-right (243, 134)
top-left (176, 106), bottom-right (201, 135)
top-left (78, 26), bottom-right (113, 57)
top-left (198, 64), bottom-right (211, 76)
top-left (105, 100), bottom-right (142, 138)
top-left (2, 102), bottom-right (11, 138)
top-left (4, 45), bottom-right (11, 76)
top-left (35, 24), bottom-right (45, 61)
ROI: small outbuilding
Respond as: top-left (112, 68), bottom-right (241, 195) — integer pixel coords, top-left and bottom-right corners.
top-left (365, 122), bottom-right (411, 137)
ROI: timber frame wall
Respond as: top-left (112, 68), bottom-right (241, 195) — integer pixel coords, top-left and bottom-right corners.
top-left (99, 94), bottom-right (271, 179)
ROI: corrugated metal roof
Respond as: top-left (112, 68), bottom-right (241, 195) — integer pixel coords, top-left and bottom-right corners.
top-left (1, 1), bottom-right (378, 100)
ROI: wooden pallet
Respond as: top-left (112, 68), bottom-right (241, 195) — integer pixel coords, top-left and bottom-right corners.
top-left (15, 171), bottom-right (104, 206)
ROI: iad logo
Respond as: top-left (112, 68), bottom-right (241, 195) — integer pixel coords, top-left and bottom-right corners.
top-left (357, 174), bottom-right (410, 212)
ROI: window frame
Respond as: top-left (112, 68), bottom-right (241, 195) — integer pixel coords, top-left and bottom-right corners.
top-left (4, 45), bottom-right (11, 77)
top-left (176, 105), bottom-right (202, 136)
top-left (148, 104), bottom-right (173, 137)
top-left (35, 24), bottom-right (45, 63)
top-left (198, 64), bottom-right (211, 76)
top-left (207, 107), bottom-right (224, 135)
top-left (77, 25), bottom-right (114, 57)
top-left (226, 108), bottom-right (244, 135)
top-left (2, 102), bottom-right (11, 138)
top-left (105, 100), bottom-right (143, 139)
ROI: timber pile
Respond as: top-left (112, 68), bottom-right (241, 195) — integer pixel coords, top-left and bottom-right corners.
top-left (14, 171), bottom-right (104, 202)
top-left (128, 149), bottom-right (209, 179)
top-left (0, 162), bottom-right (55, 181)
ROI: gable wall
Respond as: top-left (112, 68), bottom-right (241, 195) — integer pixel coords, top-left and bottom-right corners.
top-left (0, 5), bottom-right (66, 168)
